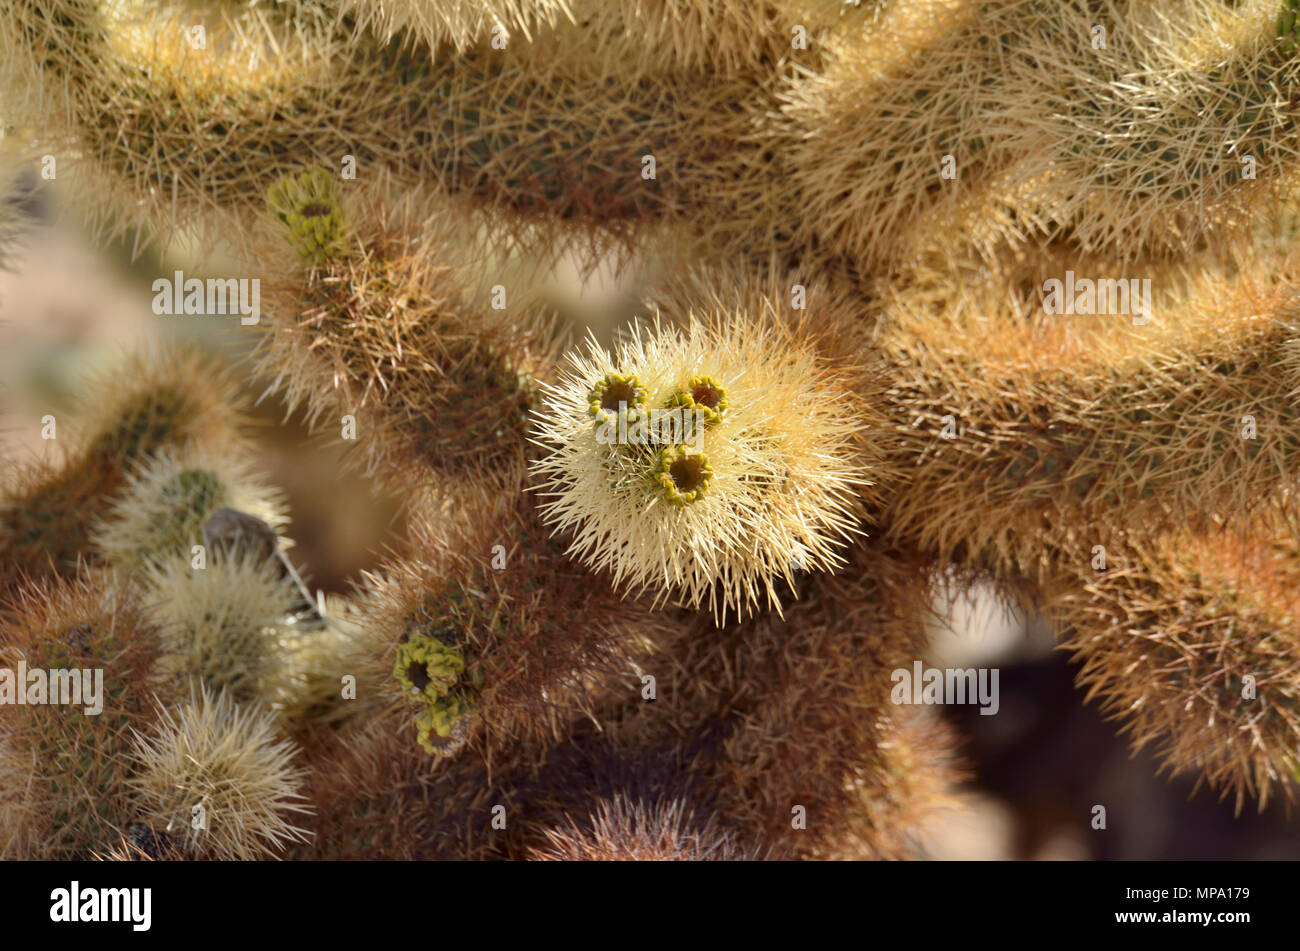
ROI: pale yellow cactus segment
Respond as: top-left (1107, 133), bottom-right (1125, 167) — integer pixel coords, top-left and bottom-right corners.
top-left (530, 312), bottom-right (869, 621)
top-left (92, 447), bottom-right (288, 575)
top-left (128, 685), bottom-right (312, 860)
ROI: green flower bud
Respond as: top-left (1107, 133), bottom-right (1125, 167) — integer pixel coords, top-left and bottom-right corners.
top-left (266, 167), bottom-right (349, 265)
top-left (588, 371), bottom-right (647, 430)
top-left (415, 694), bottom-right (475, 749)
top-left (651, 445), bottom-right (713, 507)
top-left (665, 375), bottom-right (728, 428)
top-left (393, 634), bottom-right (465, 704)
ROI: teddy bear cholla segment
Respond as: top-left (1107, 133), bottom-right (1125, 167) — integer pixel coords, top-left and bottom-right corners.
top-left (529, 314), bottom-right (869, 620)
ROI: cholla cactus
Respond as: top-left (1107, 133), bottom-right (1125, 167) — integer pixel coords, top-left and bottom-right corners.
top-left (127, 685), bottom-right (313, 860)
top-left (141, 552), bottom-right (303, 706)
top-left (5, 0), bottom-right (1300, 864)
top-left (531, 314), bottom-right (869, 619)
top-left (93, 448), bottom-right (288, 574)
top-left (0, 572), bottom-right (164, 859)
top-left (0, 347), bottom-right (248, 598)
top-left (1058, 521), bottom-right (1300, 813)
top-left (528, 794), bottom-right (762, 861)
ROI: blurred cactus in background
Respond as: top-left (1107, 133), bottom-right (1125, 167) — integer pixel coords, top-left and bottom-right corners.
top-left (2, 0), bottom-right (1300, 861)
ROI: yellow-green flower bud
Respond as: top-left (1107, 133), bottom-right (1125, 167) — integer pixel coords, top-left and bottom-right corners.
top-left (415, 695), bottom-right (475, 754)
top-left (665, 375), bottom-right (728, 428)
top-left (651, 445), bottom-right (713, 506)
top-left (266, 167), bottom-right (349, 266)
top-left (588, 372), bottom-right (647, 429)
top-left (393, 634), bottom-right (465, 704)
